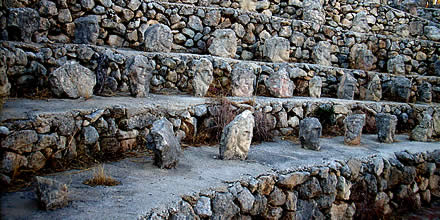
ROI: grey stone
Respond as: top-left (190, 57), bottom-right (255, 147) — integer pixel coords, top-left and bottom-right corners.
top-left (7, 8), bottom-right (40, 42)
top-left (34, 176), bottom-right (68, 210)
top-left (299, 117), bottom-right (322, 151)
top-left (74, 16), bottom-right (99, 44)
top-left (0, 56), bottom-right (11, 100)
top-left (349, 44), bottom-right (377, 71)
top-left (434, 111), bottom-right (440, 136)
top-left (296, 199), bottom-right (323, 220)
top-left (262, 37), bottom-right (290, 62)
top-left (81, 0), bottom-right (95, 10)
top-left (208, 29), bottom-right (237, 58)
top-left (1, 130), bottom-right (38, 153)
top-left (336, 176), bottom-right (351, 200)
top-left (125, 55), bottom-right (154, 98)
top-left (376, 113), bottom-right (398, 143)
top-left (418, 81), bottom-right (432, 103)
top-left (28, 151), bottom-right (47, 171)
top-left (298, 177), bottom-right (322, 199)
top-left (144, 24), bottom-right (173, 52)
top-left (302, 0), bottom-right (325, 24)
top-left (410, 114), bottom-right (433, 142)
top-left (268, 186), bottom-right (286, 206)
top-left (150, 118), bottom-right (182, 169)
top-left (285, 191), bottom-right (298, 211)
top-left (203, 10), bottom-right (221, 26)
top-left (191, 58), bottom-right (213, 97)
top-left (39, 0), bottom-right (58, 16)
top-left (265, 67), bottom-right (295, 98)
top-left (365, 74), bottom-right (382, 101)
top-left (351, 11), bottom-right (370, 33)
top-left (434, 59), bottom-right (440, 76)
top-left (49, 61), bottom-right (96, 99)
top-left (1, 151), bottom-right (28, 173)
top-left (188, 15), bottom-right (203, 32)
top-left (237, 187), bottom-right (255, 213)
top-left (212, 192), bottom-right (240, 218)
top-left (424, 26), bottom-right (440, 41)
top-left (82, 126), bottom-right (99, 145)
top-left (219, 110), bottom-right (254, 160)
top-left (250, 194), bottom-right (268, 216)
top-left (169, 201), bottom-right (198, 220)
top-left (337, 73), bottom-right (357, 100)
top-left (0, 126), bottom-right (10, 136)
top-left (127, 0), bottom-right (141, 10)
top-left (387, 55), bottom-right (405, 75)
top-left (391, 76), bottom-right (411, 102)
top-left (278, 172), bottom-right (310, 189)
top-left (231, 62), bottom-right (257, 97)
top-left (309, 76), bottom-right (322, 98)
top-left (344, 114), bottom-right (365, 145)
top-left (313, 41), bottom-right (332, 66)
top-left (194, 196), bottom-right (212, 218)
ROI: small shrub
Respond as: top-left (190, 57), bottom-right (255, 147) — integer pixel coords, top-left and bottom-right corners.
top-left (83, 165), bottom-right (120, 187)
top-left (253, 110), bottom-right (274, 143)
top-left (315, 104), bottom-right (336, 127)
top-left (212, 98), bottom-right (237, 142)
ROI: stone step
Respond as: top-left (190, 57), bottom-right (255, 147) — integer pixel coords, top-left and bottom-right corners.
top-left (1, 1), bottom-right (440, 76)
top-left (1, 94), bottom-right (439, 184)
top-left (2, 41), bottom-right (440, 103)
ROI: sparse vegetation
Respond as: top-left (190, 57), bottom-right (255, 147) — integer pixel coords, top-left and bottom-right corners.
top-left (211, 98), bottom-right (237, 142)
top-left (253, 110), bottom-right (274, 143)
top-left (83, 165), bottom-right (120, 187)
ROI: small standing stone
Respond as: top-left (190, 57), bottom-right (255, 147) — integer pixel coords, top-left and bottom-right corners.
top-left (349, 44), bottom-right (377, 71)
top-left (208, 29), bottom-right (237, 58)
top-left (124, 55), bottom-right (154, 98)
top-left (391, 76), bottom-right (411, 102)
top-left (263, 37), bottom-right (290, 62)
top-left (219, 110), bottom-right (255, 160)
top-left (299, 117), bottom-right (322, 151)
top-left (74, 15), bottom-right (99, 44)
top-left (144, 24), bottom-right (173, 52)
top-left (365, 74), bottom-right (382, 101)
top-left (410, 114), bottom-right (433, 142)
top-left (265, 67), bottom-right (295, 98)
top-left (34, 176), bottom-right (68, 210)
top-left (418, 81), bottom-right (432, 103)
top-left (312, 41), bottom-right (332, 66)
top-left (344, 114), bottom-right (366, 145)
top-left (150, 118), bottom-right (182, 169)
top-left (192, 58), bottom-right (213, 97)
top-left (231, 62), bottom-right (257, 97)
top-left (376, 113), bottom-right (398, 143)
top-left (337, 73), bottom-right (357, 100)
top-left (309, 76), bottom-right (322, 98)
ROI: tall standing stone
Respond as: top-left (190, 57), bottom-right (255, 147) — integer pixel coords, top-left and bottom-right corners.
top-left (376, 113), bottom-right (398, 143)
top-left (391, 76), bottom-right (411, 102)
top-left (34, 176), bottom-right (68, 210)
top-left (144, 24), bottom-right (173, 52)
top-left (337, 73), bottom-right (357, 100)
top-left (74, 15), bottom-right (99, 44)
top-left (312, 41), bottom-right (332, 66)
top-left (410, 114), bottom-right (433, 142)
top-left (208, 29), bottom-right (237, 58)
top-left (299, 117), bottom-right (322, 151)
top-left (309, 76), bottom-right (322, 98)
top-left (344, 114), bottom-right (366, 145)
top-left (231, 62), bottom-right (257, 97)
top-left (192, 58), bottom-right (214, 97)
top-left (219, 110), bottom-right (254, 160)
top-left (418, 81), bottom-right (432, 103)
top-left (263, 37), bottom-right (290, 62)
top-left (49, 62), bottom-right (96, 99)
top-left (365, 74), bottom-right (382, 101)
top-left (124, 55), bottom-right (154, 98)
top-left (265, 67), bottom-right (295, 98)
top-left (150, 118), bottom-right (182, 169)
top-left (7, 8), bottom-right (40, 42)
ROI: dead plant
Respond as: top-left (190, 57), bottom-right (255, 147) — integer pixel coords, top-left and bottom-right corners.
top-left (253, 110), bottom-right (274, 143)
top-left (83, 165), bottom-right (120, 187)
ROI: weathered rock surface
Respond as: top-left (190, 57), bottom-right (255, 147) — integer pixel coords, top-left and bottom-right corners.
top-left (387, 55), bottom-right (405, 75)
top-left (337, 73), bottom-right (357, 100)
top-left (150, 118), bottom-right (182, 169)
top-left (34, 176), bottom-right (68, 210)
top-left (49, 62), bottom-right (96, 99)
top-left (7, 8), bottom-right (40, 42)
top-left (391, 76), bottom-right (411, 102)
top-left (219, 110), bottom-right (254, 160)
top-left (365, 74), bottom-right (382, 101)
top-left (231, 63), bottom-right (257, 97)
top-left (212, 192), bottom-right (240, 218)
top-left (208, 29), bottom-right (237, 58)
top-left (263, 37), bottom-right (290, 62)
top-left (302, 0), bottom-right (325, 24)
top-left (349, 44), bottom-right (377, 71)
top-left (124, 55), bottom-right (154, 98)
top-left (351, 11), bottom-right (371, 33)
top-left (425, 26), bottom-right (440, 41)
top-left (313, 41), bottom-right (332, 66)
top-left (309, 76), bottom-right (322, 98)
top-left (376, 113), bottom-right (397, 143)
top-left (192, 58), bottom-right (213, 97)
top-left (0, 56), bottom-right (11, 101)
top-left (344, 114), bottom-right (366, 145)
top-left (299, 117), bottom-right (322, 151)
top-left (74, 16), bottom-right (99, 44)
top-left (265, 67), bottom-right (295, 98)
top-left (418, 81), bottom-right (432, 103)
top-left (144, 24), bottom-right (173, 52)
top-left (410, 114), bottom-right (433, 142)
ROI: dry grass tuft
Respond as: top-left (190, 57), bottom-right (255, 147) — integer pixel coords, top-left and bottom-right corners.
top-left (83, 165), bottom-right (120, 187)
top-left (253, 110), bottom-right (274, 143)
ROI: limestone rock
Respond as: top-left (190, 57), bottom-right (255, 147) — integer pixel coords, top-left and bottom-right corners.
top-left (302, 0), bottom-right (325, 24)
top-left (299, 117), bottom-right (322, 151)
top-left (144, 24), bottom-right (173, 52)
top-left (265, 67), bottom-right (295, 98)
top-left (49, 62), bottom-right (96, 98)
top-left (376, 113), bottom-right (397, 143)
top-left (39, 0), bottom-right (58, 16)
top-left (263, 37), bottom-right (290, 62)
top-left (309, 76), bottom-right (322, 98)
top-left (231, 62), bottom-right (257, 97)
top-left (219, 110), bottom-right (254, 160)
top-left (418, 81), bottom-right (432, 103)
top-left (344, 114), bottom-right (366, 145)
top-left (387, 55), bottom-right (405, 75)
top-left (82, 126), bottom-right (99, 145)
top-left (349, 44), bottom-right (377, 71)
top-left (74, 16), bottom-right (99, 44)
top-left (313, 41), bottom-right (332, 66)
top-left (212, 192), bottom-right (240, 218)
top-left (391, 76), bottom-right (411, 102)
top-left (351, 11), bottom-right (370, 33)
top-left (192, 58), bottom-right (213, 97)
top-left (34, 176), bottom-right (68, 210)
top-left (208, 29), bottom-right (237, 58)
top-left (434, 59), bottom-right (440, 76)
top-left (7, 8), bottom-right (40, 42)
top-left (424, 26), bottom-right (440, 41)
top-left (410, 114), bottom-right (433, 142)
top-left (194, 196), bottom-right (212, 218)
top-left (124, 55), bottom-right (154, 98)
top-left (150, 118), bottom-right (182, 169)
top-left (337, 73), bottom-right (357, 100)
top-left (365, 74), bottom-right (382, 101)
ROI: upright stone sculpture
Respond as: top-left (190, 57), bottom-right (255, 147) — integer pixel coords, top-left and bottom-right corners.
top-left (144, 24), bottom-right (173, 52)
top-left (74, 15), bottom-right (99, 44)
top-left (231, 62), bottom-right (257, 97)
top-left (391, 77), bottom-right (411, 102)
top-left (337, 73), bottom-right (357, 100)
top-left (410, 114), bottom-right (433, 142)
top-left (7, 8), bottom-right (40, 42)
top-left (49, 62), bottom-right (96, 99)
top-left (365, 74), bottom-right (382, 101)
top-left (208, 29), bottom-right (237, 58)
top-left (309, 76), bottom-right (322, 98)
top-left (349, 44), bottom-right (377, 71)
top-left (192, 58), bottom-right (214, 97)
top-left (312, 41), bottom-right (332, 66)
top-left (124, 55), bottom-right (154, 98)
top-left (265, 67), bottom-right (295, 98)
top-left (344, 114), bottom-right (366, 145)
top-left (299, 117), bottom-right (322, 151)
top-left (387, 55), bottom-right (405, 75)
top-left (34, 176), bottom-right (68, 210)
top-left (263, 37), bottom-right (290, 62)
top-left (150, 118), bottom-right (182, 169)
top-left (376, 113), bottom-right (398, 143)
top-left (418, 81), bottom-right (432, 103)
top-left (219, 110), bottom-right (255, 160)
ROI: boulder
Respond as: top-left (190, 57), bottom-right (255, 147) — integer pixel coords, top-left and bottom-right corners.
top-left (344, 114), bottom-right (366, 145)
top-left (365, 74), bottom-right (382, 101)
top-left (309, 76), bottom-right (322, 98)
top-left (231, 62), bottom-right (257, 97)
top-left (410, 114), bottom-right (433, 142)
top-left (150, 118), bottom-right (182, 169)
top-left (265, 67), bottom-right (295, 98)
top-left (263, 37), bottom-right (290, 62)
top-left (299, 117), bottom-right (322, 151)
top-left (49, 62), bottom-right (96, 98)
top-left (351, 11), bottom-right (370, 33)
top-left (391, 76), bottom-right (411, 102)
top-left (74, 16), bottom-right (99, 45)
top-left (376, 113), bottom-right (397, 143)
top-left (349, 44), bottom-right (377, 71)
top-left (192, 58), bottom-right (213, 97)
top-left (418, 81), bottom-right (432, 103)
top-left (144, 24), bottom-right (173, 52)
top-left (208, 29), bottom-right (237, 58)
top-left (34, 176), bottom-right (68, 210)
top-left (7, 8), bottom-right (40, 42)
top-left (387, 55), bottom-right (405, 75)
top-left (337, 73), bottom-right (357, 100)
top-left (124, 55), bottom-right (154, 98)
top-left (219, 110), bottom-right (254, 160)
top-left (312, 41), bottom-right (332, 66)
